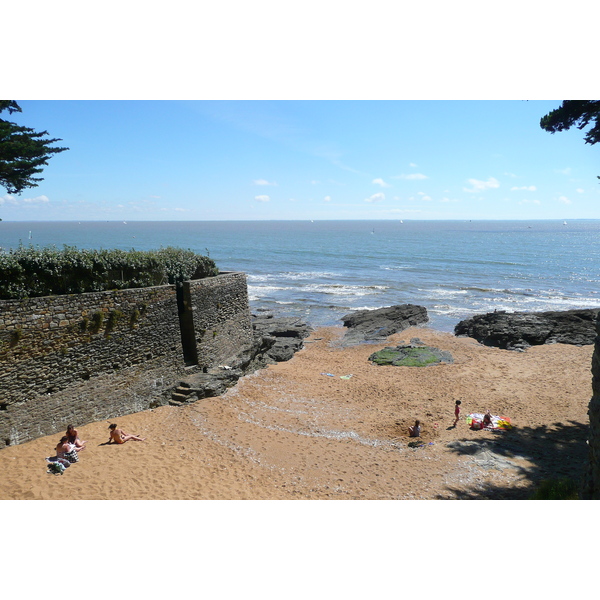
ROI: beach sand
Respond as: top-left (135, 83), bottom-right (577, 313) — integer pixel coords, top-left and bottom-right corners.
top-left (0, 326), bottom-right (594, 501)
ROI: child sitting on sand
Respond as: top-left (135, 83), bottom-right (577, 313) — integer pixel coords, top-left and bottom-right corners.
top-left (108, 424), bottom-right (146, 444)
top-left (408, 420), bottom-right (421, 437)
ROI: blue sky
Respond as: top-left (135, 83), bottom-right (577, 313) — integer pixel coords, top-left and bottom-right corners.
top-left (1, 100), bottom-right (598, 221)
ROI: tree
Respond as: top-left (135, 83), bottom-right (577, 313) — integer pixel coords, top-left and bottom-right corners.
top-left (0, 100), bottom-right (69, 195)
top-left (540, 100), bottom-right (600, 499)
top-left (540, 100), bottom-right (600, 146)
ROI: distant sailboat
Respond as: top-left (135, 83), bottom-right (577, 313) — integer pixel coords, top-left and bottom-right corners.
top-left (563, 221), bottom-right (567, 225)
top-left (28, 231), bottom-right (32, 240)
top-left (400, 220), bottom-right (403, 224)
top-left (371, 228), bottom-right (375, 234)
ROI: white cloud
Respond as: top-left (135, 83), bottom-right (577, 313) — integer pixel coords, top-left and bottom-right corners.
top-left (576, 188), bottom-right (585, 193)
top-left (324, 196), bottom-right (332, 202)
top-left (394, 173), bottom-right (428, 180)
top-left (418, 192), bottom-right (432, 201)
top-left (364, 193), bottom-right (385, 203)
top-left (1, 194), bottom-right (50, 206)
top-left (440, 197), bottom-right (459, 203)
top-left (372, 178), bottom-right (390, 188)
top-left (557, 195), bottom-right (572, 205)
top-left (519, 199), bottom-right (541, 205)
top-left (510, 185), bottom-right (536, 191)
top-left (409, 162), bottom-right (418, 167)
top-left (254, 195), bottom-right (270, 202)
top-left (556, 167), bottom-right (572, 175)
top-left (253, 179), bottom-right (277, 186)
top-left (463, 177), bottom-right (500, 192)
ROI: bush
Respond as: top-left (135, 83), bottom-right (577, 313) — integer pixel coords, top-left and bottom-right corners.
top-left (530, 478), bottom-right (580, 500)
top-left (0, 246), bottom-right (218, 300)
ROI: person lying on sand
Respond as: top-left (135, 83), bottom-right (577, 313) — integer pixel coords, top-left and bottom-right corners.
top-left (66, 424), bottom-right (86, 451)
top-left (408, 420), bottom-right (421, 437)
top-left (108, 424), bottom-right (146, 444)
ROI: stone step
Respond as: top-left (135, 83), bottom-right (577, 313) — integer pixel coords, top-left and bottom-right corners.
top-left (174, 386), bottom-right (194, 396)
top-left (170, 392), bottom-right (191, 404)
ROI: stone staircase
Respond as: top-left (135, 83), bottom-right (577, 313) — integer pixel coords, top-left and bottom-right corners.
top-left (169, 368), bottom-right (243, 406)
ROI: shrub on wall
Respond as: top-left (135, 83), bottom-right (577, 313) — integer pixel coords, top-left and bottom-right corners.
top-left (0, 246), bottom-right (218, 299)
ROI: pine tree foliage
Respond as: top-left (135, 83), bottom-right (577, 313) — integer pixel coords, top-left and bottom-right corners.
top-left (0, 100), bottom-right (69, 195)
top-left (540, 100), bottom-right (600, 145)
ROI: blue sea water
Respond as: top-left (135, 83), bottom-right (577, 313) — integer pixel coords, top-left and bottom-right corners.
top-left (1, 220), bottom-right (599, 332)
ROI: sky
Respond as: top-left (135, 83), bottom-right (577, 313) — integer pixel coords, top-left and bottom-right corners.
top-left (1, 99), bottom-right (599, 221)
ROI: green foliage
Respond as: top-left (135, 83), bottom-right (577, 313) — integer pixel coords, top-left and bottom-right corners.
top-left (0, 100), bottom-right (69, 195)
top-left (90, 311), bottom-right (104, 333)
top-left (530, 478), bottom-right (580, 500)
top-left (0, 246), bottom-right (218, 300)
top-left (541, 100), bottom-right (600, 180)
top-left (129, 308), bottom-right (140, 329)
top-left (9, 328), bottom-right (23, 348)
top-left (540, 100), bottom-right (600, 145)
top-left (105, 309), bottom-right (123, 334)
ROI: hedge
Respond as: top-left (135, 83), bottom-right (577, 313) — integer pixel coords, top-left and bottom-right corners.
top-left (0, 245), bottom-right (219, 299)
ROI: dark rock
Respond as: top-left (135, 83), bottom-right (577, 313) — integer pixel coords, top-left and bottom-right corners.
top-left (454, 308), bottom-right (600, 350)
top-left (340, 304), bottom-right (428, 346)
top-left (252, 315), bottom-right (313, 362)
top-left (369, 344), bottom-right (453, 367)
top-left (170, 314), bottom-right (312, 404)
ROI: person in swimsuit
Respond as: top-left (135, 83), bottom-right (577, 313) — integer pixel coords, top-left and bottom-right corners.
top-left (66, 424), bottom-right (86, 451)
top-left (56, 436), bottom-right (75, 458)
top-left (482, 410), bottom-right (493, 428)
top-left (408, 419), bottom-right (421, 437)
top-left (108, 424), bottom-right (145, 444)
top-left (453, 400), bottom-right (462, 426)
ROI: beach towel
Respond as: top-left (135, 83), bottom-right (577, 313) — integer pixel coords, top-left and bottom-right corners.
top-left (466, 413), bottom-right (512, 430)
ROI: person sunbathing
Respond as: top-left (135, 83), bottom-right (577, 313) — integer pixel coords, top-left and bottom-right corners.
top-left (56, 436), bottom-right (75, 458)
top-left (66, 424), bottom-right (86, 451)
top-left (55, 436), bottom-right (79, 463)
top-left (408, 420), bottom-right (421, 437)
top-left (108, 424), bottom-right (145, 444)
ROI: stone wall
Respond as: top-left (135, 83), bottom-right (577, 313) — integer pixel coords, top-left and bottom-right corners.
top-left (187, 272), bottom-right (254, 369)
top-left (583, 313), bottom-right (600, 498)
top-left (0, 272), bottom-right (253, 447)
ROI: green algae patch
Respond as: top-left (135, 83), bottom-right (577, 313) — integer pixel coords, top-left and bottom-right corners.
top-left (368, 345), bottom-right (453, 367)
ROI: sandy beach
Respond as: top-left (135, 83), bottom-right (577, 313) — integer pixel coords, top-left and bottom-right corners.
top-left (0, 325), bottom-right (593, 501)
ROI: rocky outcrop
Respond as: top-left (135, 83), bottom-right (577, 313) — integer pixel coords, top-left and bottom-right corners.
top-left (170, 314), bottom-right (312, 405)
top-left (340, 304), bottom-right (428, 346)
top-left (251, 313), bottom-right (313, 363)
top-left (454, 308), bottom-right (600, 350)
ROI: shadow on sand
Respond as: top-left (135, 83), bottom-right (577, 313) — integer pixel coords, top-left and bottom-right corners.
top-left (439, 419), bottom-right (589, 500)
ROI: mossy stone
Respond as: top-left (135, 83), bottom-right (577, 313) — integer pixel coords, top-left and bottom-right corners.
top-left (368, 345), bottom-right (453, 367)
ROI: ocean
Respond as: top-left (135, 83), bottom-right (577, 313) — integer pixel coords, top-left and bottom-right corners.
top-left (1, 219), bottom-right (599, 333)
